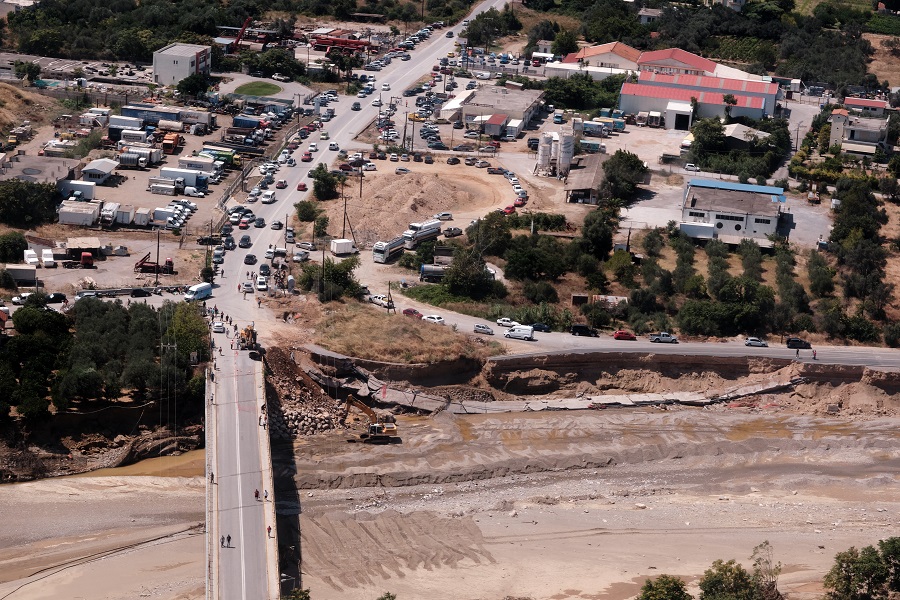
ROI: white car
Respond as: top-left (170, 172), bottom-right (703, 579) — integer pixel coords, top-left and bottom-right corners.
top-left (370, 294), bottom-right (395, 308)
top-left (382, 82), bottom-right (391, 90)
top-left (496, 317), bottom-right (520, 327)
top-left (309, 142), bottom-right (318, 152)
top-left (248, 187), bottom-right (262, 199)
top-left (261, 191), bottom-right (276, 204)
top-left (685, 163), bottom-right (700, 172)
top-left (256, 276), bottom-right (268, 291)
top-left (372, 99), bottom-right (382, 107)
top-left (423, 315), bottom-right (445, 325)
top-left (363, 163), bottom-right (377, 171)
top-left (12, 293), bottom-right (33, 305)
top-left (293, 251), bottom-right (309, 262)
top-left (463, 131), bottom-right (479, 139)
top-left (212, 321), bottom-right (226, 333)
top-left (745, 337), bottom-right (768, 347)
top-left (433, 212), bottom-right (453, 221)
top-left (328, 142), bottom-right (339, 151)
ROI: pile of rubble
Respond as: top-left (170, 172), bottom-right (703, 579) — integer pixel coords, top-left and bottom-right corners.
top-left (264, 347), bottom-right (345, 441)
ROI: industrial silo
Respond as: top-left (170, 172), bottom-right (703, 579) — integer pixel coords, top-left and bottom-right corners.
top-left (558, 128), bottom-right (575, 175)
top-left (536, 132), bottom-right (553, 172)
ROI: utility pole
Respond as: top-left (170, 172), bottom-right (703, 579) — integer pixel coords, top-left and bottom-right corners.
top-left (794, 121), bottom-right (805, 151)
top-left (154, 228), bottom-right (161, 286)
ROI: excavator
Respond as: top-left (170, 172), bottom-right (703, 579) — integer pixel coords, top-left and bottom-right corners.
top-left (237, 324), bottom-right (258, 351)
top-left (342, 396), bottom-right (400, 443)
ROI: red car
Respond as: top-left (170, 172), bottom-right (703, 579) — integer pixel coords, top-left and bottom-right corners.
top-left (297, 182), bottom-right (307, 191)
top-left (613, 330), bottom-right (637, 340)
top-left (503, 205), bottom-right (516, 215)
top-left (275, 179), bottom-right (288, 189)
top-left (514, 197), bottom-right (526, 207)
top-left (402, 308), bottom-right (423, 319)
top-left (301, 152), bottom-right (312, 162)
top-left (288, 141), bottom-right (299, 150)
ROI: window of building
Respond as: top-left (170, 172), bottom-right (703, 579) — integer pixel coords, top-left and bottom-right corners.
top-left (688, 211), bottom-right (705, 218)
top-left (714, 214), bottom-right (744, 222)
top-left (754, 218), bottom-right (771, 224)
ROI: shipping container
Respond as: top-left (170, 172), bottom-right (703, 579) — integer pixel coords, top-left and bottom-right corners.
top-left (57, 180), bottom-right (96, 201)
top-left (109, 115), bottom-right (143, 129)
top-left (115, 204), bottom-right (135, 225)
top-left (133, 207), bottom-right (152, 226)
top-left (120, 129), bottom-right (148, 143)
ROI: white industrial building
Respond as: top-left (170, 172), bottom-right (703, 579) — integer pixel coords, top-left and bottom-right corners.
top-left (562, 41), bottom-right (642, 70)
top-left (440, 86), bottom-right (545, 125)
top-left (619, 83), bottom-right (766, 128)
top-left (828, 108), bottom-right (890, 156)
top-left (153, 43), bottom-right (211, 86)
top-left (81, 158), bottom-right (118, 185)
top-left (680, 179), bottom-right (785, 245)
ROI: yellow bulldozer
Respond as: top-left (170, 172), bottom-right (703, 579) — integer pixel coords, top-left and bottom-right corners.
top-left (342, 396), bottom-right (400, 443)
top-left (238, 324), bottom-right (258, 351)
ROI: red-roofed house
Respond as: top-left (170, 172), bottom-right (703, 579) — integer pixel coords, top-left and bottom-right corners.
top-left (619, 82), bottom-right (766, 128)
top-left (843, 97), bottom-right (888, 117)
top-left (562, 42), bottom-right (642, 70)
top-left (638, 48), bottom-right (719, 76)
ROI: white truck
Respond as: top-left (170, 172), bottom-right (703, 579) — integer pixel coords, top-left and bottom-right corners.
top-left (330, 239), bottom-right (359, 256)
top-left (41, 249), bottom-right (55, 268)
top-left (649, 332), bottom-right (678, 343)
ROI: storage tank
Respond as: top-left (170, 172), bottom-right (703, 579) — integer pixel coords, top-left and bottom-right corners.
top-left (558, 128), bottom-right (575, 174)
top-left (537, 133), bottom-right (552, 170)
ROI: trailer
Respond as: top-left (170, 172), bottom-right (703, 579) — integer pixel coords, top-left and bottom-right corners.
top-left (647, 111), bottom-right (662, 128)
top-left (233, 115), bottom-right (262, 129)
top-left (179, 109), bottom-right (215, 127)
top-left (149, 183), bottom-right (176, 196)
top-left (330, 238), bottom-right (359, 256)
top-left (121, 104), bottom-right (181, 125)
top-left (157, 119), bottom-right (184, 132)
top-left (109, 115), bottom-right (143, 129)
top-left (420, 264), bottom-right (448, 282)
top-left (115, 204), bottom-right (135, 225)
top-left (200, 146), bottom-right (242, 167)
top-left (57, 180), bottom-right (96, 201)
top-left (2, 264), bottom-right (37, 283)
top-left (120, 129), bottom-right (149, 144)
top-left (133, 207), bottom-right (152, 227)
top-left (178, 156), bottom-right (218, 173)
top-left (122, 146), bottom-right (163, 165)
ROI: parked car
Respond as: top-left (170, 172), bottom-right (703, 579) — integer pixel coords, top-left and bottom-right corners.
top-left (745, 337), bottom-right (768, 347)
top-left (46, 292), bottom-right (68, 304)
top-left (496, 317), bottom-right (519, 327)
top-left (446, 156), bottom-right (461, 165)
top-left (130, 288), bottom-right (153, 298)
top-left (443, 227), bottom-right (462, 237)
top-left (613, 330), bottom-right (637, 340)
top-left (571, 324), bottom-right (599, 337)
top-left (434, 212), bottom-right (453, 221)
top-left (474, 323), bottom-right (494, 335)
top-left (271, 220), bottom-right (283, 230)
top-left (531, 323), bottom-right (551, 333)
top-left (297, 241), bottom-right (317, 251)
top-left (685, 163), bottom-right (700, 172)
top-left (423, 315), bottom-right (445, 325)
top-left (786, 337), bottom-right (811, 349)
top-left (395, 167), bottom-right (411, 174)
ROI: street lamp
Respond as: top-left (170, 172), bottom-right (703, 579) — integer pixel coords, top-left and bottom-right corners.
top-left (794, 121), bottom-right (805, 151)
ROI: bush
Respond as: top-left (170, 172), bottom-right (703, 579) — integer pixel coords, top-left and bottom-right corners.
top-left (523, 280), bottom-right (559, 304)
top-left (884, 322), bottom-right (900, 347)
top-left (295, 201), bottom-right (319, 222)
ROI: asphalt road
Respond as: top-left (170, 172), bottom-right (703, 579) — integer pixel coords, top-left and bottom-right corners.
top-left (213, 339), bottom-right (271, 600)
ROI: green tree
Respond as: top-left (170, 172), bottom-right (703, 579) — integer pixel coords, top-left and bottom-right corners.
top-left (642, 228), bottom-right (664, 257)
top-left (468, 212), bottom-right (512, 257)
top-left (314, 215), bottom-right (329, 238)
top-left (176, 73), bottom-right (209, 98)
top-left (14, 60), bottom-right (40, 82)
top-left (699, 559), bottom-right (761, 600)
top-left (505, 234), bottom-right (567, 281)
top-left (552, 29), bottom-right (579, 56)
top-left (295, 201), bottom-right (321, 222)
top-left (167, 302), bottom-right (209, 364)
top-left (0, 231), bottom-right (28, 263)
top-left (722, 93), bottom-right (738, 121)
top-left (807, 250), bottom-right (835, 297)
top-left (310, 164), bottom-right (342, 200)
top-left (638, 575), bottom-right (694, 600)
top-left (690, 118), bottom-right (727, 166)
top-left (0, 180), bottom-right (59, 227)
top-left (442, 248), bottom-right (495, 299)
top-left (601, 150), bottom-right (647, 200)
top-left (824, 546), bottom-right (888, 600)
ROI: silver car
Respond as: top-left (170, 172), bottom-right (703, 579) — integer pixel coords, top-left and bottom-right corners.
top-left (474, 323), bottom-right (494, 335)
top-left (745, 337), bottom-right (768, 347)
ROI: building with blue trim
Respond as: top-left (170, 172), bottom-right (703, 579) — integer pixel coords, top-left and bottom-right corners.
top-left (680, 178), bottom-right (785, 245)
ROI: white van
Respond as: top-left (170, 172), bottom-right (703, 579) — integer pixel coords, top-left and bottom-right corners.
top-left (41, 249), bottom-right (56, 268)
top-left (504, 325), bottom-right (534, 341)
top-left (184, 282), bottom-right (213, 302)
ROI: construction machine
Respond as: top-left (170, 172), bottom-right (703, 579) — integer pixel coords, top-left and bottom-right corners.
top-left (134, 252), bottom-right (175, 274)
top-left (342, 396), bottom-right (400, 443)
top-left (238, 324), bottom-right (258, 350)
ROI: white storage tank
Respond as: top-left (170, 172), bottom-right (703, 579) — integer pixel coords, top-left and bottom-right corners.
top-left (537, 133), bottom-right (553, 169)
top-left (558, 128), bottom-right (575, 174)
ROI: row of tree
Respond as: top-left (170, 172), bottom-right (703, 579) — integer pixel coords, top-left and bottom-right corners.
top-left (0, 295), bottom-right (209, 424)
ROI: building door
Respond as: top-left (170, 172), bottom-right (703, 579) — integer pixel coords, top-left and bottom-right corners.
top-left (674, 114), bottom-right (691, 130)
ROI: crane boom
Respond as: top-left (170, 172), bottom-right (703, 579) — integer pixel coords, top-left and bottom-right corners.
top-left (234, 17), bottom-right (253, 49)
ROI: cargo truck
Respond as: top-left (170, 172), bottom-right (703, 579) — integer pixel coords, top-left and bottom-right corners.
top-left (62, 252), bottom-right (94, 269)
top-left (402, 219), bottom-right (442, 249)
top-left (178, 156), bottom-right (219, 174)
top-left (120, 129), bottom-right (149, 144)
top-left (109, 115), bottom-right (143, 129)
top-left (330, 239), bottom-right (359, 256)
top-left (118, 153), bottom-right (148, 169)
top-left (162, 133), bottom-right (182, 154)
top-left (372, 236), bottom-right (406, 263)
top-left (100, 202), bottom-right (120, 226)
top-left (200, 146), bottom-right (241, 168)
top-left (159, 168), bottom-right (208, 191)
top-left (41, 249), bottom-right (55, 268)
